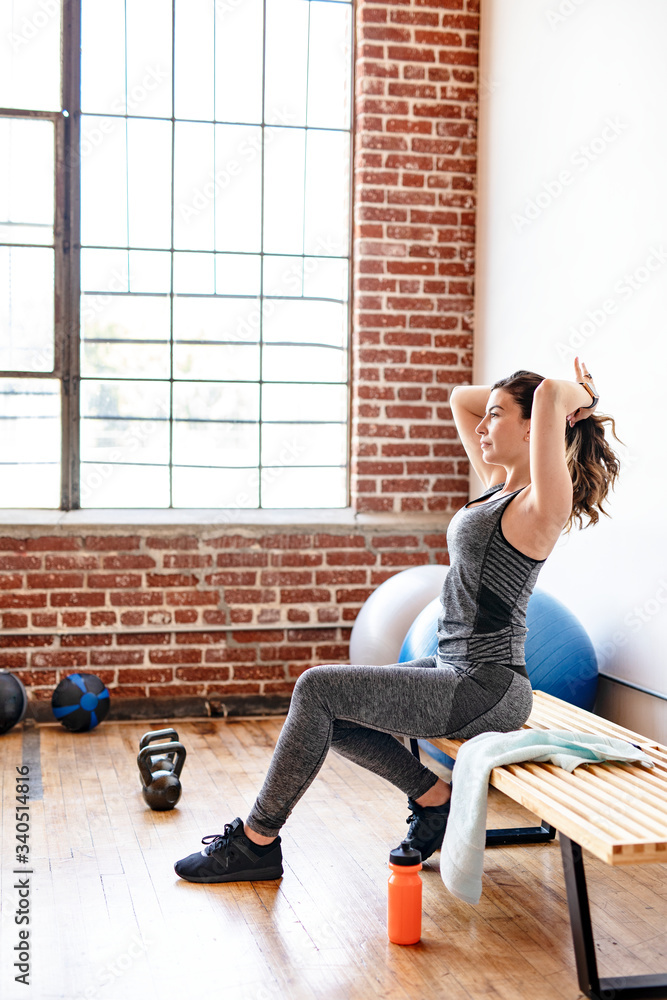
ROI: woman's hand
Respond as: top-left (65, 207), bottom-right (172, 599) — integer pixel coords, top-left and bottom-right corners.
top-left (566, 356), bottom-right (599, 427)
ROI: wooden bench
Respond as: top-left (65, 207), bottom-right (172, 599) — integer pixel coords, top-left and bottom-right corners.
top-left (423, 690), bottom-right (667, 1000)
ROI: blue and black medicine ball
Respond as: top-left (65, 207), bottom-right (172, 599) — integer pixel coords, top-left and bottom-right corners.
top-left (51, 673), bottom-right (110, 732)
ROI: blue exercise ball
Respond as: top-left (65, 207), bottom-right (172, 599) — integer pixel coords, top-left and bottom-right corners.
top-left (399, 587), bottom-right (598, 710)
top-left (523, 589), bottom-right (598, 710)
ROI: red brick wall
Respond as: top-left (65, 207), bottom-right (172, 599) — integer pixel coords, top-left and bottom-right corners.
top-left (2, 0), bottom-right (479, 719)
top-left (0, 527), bottom-right (448, 718)
top-left (352, 0), bottom-right (479, 513)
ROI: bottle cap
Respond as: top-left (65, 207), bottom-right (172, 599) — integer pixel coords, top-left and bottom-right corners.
top-left (389, 839), bottom-right (422, 866)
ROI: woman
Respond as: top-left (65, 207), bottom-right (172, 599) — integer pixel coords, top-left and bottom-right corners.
top-left (174, 358), bottom-right (620, 882)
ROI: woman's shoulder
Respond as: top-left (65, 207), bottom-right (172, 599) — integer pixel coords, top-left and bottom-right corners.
top-left (501, 485), bottom-right (563, 561)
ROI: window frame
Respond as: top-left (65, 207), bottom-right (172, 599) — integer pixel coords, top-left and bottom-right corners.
top-left (0, 102), bottom-right (76, 506)
top-left (0, 0), bottom-right (355, 513)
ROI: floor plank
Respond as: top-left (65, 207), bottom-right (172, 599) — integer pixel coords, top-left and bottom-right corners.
top-left (2, 717), bottom-right (667, 999)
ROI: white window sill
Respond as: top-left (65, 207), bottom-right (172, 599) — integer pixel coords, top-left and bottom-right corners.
top-left (0, 507), bottom-right (449, 528)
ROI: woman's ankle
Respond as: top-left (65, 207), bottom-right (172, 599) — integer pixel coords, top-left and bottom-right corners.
top-left (244, 822), bottom-right (277, 847)
top-left (414, 778), bottom-right (451, 808)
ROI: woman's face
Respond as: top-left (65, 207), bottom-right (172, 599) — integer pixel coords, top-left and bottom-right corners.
top-left (474, 389), bottom-right (531, 467)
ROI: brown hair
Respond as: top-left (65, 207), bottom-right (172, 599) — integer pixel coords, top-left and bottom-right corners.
top-left (492, 369), bottom-right (621, 531)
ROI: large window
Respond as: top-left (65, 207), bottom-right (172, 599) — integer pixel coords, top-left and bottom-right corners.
top-left (0, 0), bottom-right (353, 509)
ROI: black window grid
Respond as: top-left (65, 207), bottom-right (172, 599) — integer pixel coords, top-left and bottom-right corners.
top-left (0, 0), bottom-right (354, 510)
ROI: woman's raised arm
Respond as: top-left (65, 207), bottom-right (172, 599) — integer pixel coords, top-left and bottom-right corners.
top-left (528, 358), bottom-right (599, 531)
top-left (450, 384), bottom-right (505, 488)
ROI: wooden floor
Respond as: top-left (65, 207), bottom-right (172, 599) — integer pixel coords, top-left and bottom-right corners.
top-left (2, 718), bottom-right (667, 1000)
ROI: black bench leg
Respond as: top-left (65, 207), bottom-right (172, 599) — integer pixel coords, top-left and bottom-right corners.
top-left (560, 834), bottom-right (667, 1000)
top-left (560, 834), bottom-right (601, 999)
top-left (485, 822), bottom-right (556, 846)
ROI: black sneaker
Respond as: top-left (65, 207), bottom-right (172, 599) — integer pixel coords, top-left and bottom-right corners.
top-left (404, 795), bottom-right (451, 861)
top-left (174, 817), bottom-right (283, 883)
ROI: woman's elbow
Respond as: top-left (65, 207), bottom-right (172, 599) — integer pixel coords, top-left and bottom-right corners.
top-left (532, 379), bottom-right (564, 411)
top-left (534, 378), bottom-right (558, 400)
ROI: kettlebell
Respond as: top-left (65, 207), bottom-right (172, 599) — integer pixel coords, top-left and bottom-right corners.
top-left (139, 728), bottom-right (181, 774)
top-left (137, 736), bottom-right (186, 811)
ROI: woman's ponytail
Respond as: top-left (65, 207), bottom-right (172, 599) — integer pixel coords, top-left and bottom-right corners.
top-left (564, 412), bottom-right (621, 530)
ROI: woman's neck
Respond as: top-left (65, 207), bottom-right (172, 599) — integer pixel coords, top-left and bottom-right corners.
top-left (500, 465), bottom-right (531, 495)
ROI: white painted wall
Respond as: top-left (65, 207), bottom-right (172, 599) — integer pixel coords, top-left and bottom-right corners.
top-left (475, 0), bottom-right (667, 698)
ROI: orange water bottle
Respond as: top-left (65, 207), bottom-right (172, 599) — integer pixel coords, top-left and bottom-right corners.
top-left (387, 839), bottom-right (422, 945)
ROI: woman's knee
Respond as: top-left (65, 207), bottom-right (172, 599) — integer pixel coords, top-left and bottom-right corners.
top-left (292, 663), bottom-right (334, 702)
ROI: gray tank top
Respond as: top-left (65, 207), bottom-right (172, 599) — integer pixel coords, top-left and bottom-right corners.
top-left (437, 484), bottom-right (545, 667)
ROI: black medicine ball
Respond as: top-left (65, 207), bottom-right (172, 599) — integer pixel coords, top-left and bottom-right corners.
top-left (0, 671), bottom-right (28, 736)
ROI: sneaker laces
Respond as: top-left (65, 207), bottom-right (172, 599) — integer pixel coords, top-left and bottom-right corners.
top-left (406, 799), bottom-right (450, 835)
top-left (201, 823), bottom-right (235, 855)
top-left (406, 804), bottom-right (427, 840)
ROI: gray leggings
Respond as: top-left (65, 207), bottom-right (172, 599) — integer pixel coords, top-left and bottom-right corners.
top-left (246, 657), bottom-right (533, 837)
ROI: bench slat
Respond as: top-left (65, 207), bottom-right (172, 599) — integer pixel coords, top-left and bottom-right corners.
top-left (523, 692), bottom-right (659, 748)
top-left (503, 763), bottom-right (647, 841)
top-left (573, 766), bottom-right (667, 833)
top-left (427, 690), bottom-right (667, 866)
top-left (534, 762), bottom-right (667, 838)
top-left (582, 762), bottom-right (667, 814)
top-left (485, 766), bottom-right (620, 863)
top-left (495, 768), bottom-right (667, 865)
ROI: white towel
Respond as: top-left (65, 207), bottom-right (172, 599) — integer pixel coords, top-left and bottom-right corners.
top-left (439, 728), bottom-right (654, 905)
